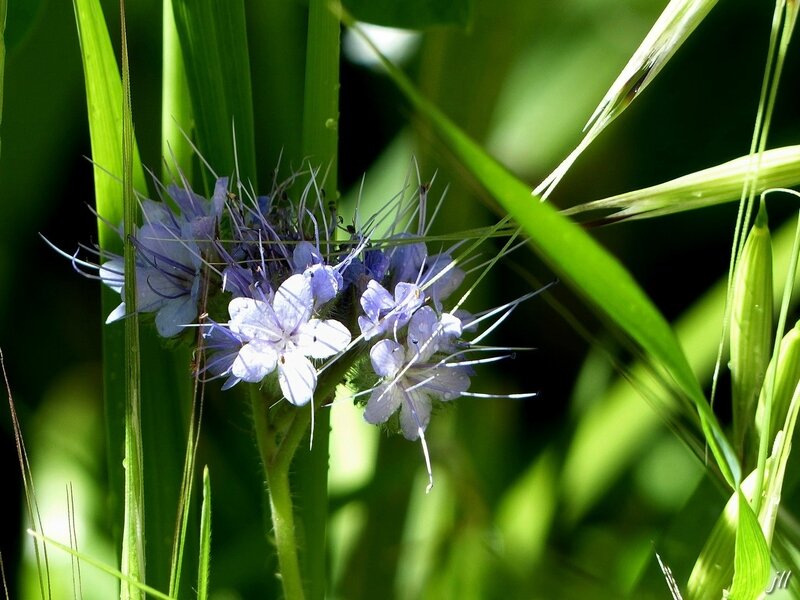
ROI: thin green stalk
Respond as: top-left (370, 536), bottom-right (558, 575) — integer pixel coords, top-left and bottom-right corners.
top-left (302, 0), bottom-right (340, 200)
top-left (298, 4), bottom-right (341, 599)
top-left (251, 392), bottom-right (306, 600)
top-left (120, 3), bottom-right (145, 598)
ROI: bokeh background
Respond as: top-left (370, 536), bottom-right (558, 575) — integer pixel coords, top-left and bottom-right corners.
top-left (2, 0), bottom-right (799, 597)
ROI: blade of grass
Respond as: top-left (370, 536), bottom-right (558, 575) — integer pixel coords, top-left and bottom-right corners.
top-left (197, 467), bottom-right (211, 600)
top-left (161, 0), bottom-right (193, 180)
top-left (535, 0), bottom-right (719, 198)
top-left (119, 4), bottom-right (146, 598)
top-left (171, 0), bottom-right (256, 189)
top-left (728, 490), bottom-right (770, 599)
top-left (26, 531), bottom-right (174, 600)
top-left (562, 145), bottom-right (800, 223)
top-left (348, 17), bottom-right (740, 487)
top-left (295, 2), bottom-right (341, 598)
top-left (72, 0), bottom-right (148, 563)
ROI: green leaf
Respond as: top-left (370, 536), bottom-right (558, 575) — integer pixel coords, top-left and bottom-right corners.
top-left (171, 0), bottom-right (256, 189)
top-left (535, 0), bottom-right (719, 198)
top-left (197, 467), bottom-right (212, 600)
top-left (562, 146), bottom-right (800, 223)
top-left (342, 0), bottom-right (472, 29)
top-left (72, 0), bottom-right (148, 581)
top-left (350, 20), bottom-right (740, 487)
top-left (120, 6), bottom-right (146, 598)
top-left (728, 490), bottom-right (770, 600)
top-left (161, 0), bottom-right (194, 180)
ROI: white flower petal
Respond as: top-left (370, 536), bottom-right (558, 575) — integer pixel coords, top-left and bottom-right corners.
top-left (155, 294), bottom-right (197, 338)
top-left (100, 259), bottom-right (125, 293)
top-left (369, 339), bottom-right (404, 378)
top-left (364, 383), bottom-right (403, 425)
top-left (278, 352), bottom-right (317, 406)
top-left (106, 302), bottom-right (127, 324)
top-left (273, 274), bottom-right (313, 333)
top-left (228, 297), bottom-right (280, 341)
top-left (399, 390), bottom-right (431, 441)
top-left (231, 341), bottom-right (278, 383)
top-left (298, 319), bottom-right (351, 359)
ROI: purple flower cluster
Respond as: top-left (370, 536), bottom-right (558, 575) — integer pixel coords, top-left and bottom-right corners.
top-left (58, 169), bottom-right (537, 458)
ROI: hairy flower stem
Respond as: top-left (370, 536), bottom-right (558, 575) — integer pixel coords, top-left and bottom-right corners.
top-left (251, 391), bottom-right (306, 600)
top-left (251, 351), bottom-right (357, 599)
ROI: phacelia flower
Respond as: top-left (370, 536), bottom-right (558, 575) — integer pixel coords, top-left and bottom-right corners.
top-left (225, 274), bottom-right (351, 405)
top-left (364, 307), bottom-right (470, 440)
top-left (101, 177), bottom-right (227, 337)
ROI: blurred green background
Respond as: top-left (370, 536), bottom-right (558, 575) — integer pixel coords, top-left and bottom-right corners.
top-left (1, 0), bottom-right (799, 597)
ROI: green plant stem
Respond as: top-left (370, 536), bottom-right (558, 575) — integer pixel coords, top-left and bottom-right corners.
top-left (251, 391), bottom-right (306, 600)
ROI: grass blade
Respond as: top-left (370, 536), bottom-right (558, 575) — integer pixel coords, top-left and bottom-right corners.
top-left (26, 531), bottom-right (174, 600)
top-left (161, 0), bottom-right (193, 180)
top-left (349, 18), bottom-right (739, 487)
top-left (729, 490), bottom-right (770, 599)
top-left (119, 4), bottom-right (146, 598)
top-left (72, 0), bottom-right (148, 567)
top-left (294, 3), bottom-right (341, 598)
top-left (197, 467), bottom-right (212, 600)
top-left (562, 145), bottom-right (800, 223)
top-left (535, 0), bottom-right (719, 198)
top-left (171, 0), bottom-right (256, 189)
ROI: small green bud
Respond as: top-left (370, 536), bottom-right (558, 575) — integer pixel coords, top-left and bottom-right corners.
top-left (731, 200), bottom-right (773, 465)
top-left (755, 320), bottom-right (800, 447)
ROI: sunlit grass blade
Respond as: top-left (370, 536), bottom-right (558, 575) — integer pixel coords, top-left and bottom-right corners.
top-left (730, 201), bottom-right (773, 467)
top-left (560, 214), bottom-right (800, 523)
top-left (728, 490), bottom-right (770, 600)
top-left (73, 0), bottom-right (148, 565)
top-left (562, 146), bottom-right (800, 223)
top-left (712, 0), bottom-right (797, 435)
top-left (171, 0), bottom-right (256, 189)
top-left (755, 321), bottom-right (800, 449)
top-left (197, 467), bottom-right (211, 600)
top-left (161, 0), bottom-right (193, 180)
top-left (347, 16), bottom-right (739, 487)
top-left (534, 0), bottom-right (718, 199)
top-left (120, 4), bottom-right (146, 598)
top-left (755, 205), bottom-right (800, 543)
top-left (26, 531), bottom-right (174, 600)
top-left (292, 3), bottom-right (340, 599)
top-left (687, 473), bottom-right (759, 599)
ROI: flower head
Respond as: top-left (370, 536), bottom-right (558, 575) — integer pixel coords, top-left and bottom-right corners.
top-left (225, 274), bottom-right (351, 405)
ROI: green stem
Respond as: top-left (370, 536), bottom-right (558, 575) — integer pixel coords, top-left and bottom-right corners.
top-left (251, 390), bottom-right (306, 600)
top-left (297, 3), bottom-right (341, 598)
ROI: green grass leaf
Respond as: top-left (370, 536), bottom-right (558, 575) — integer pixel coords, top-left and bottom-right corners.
top-left (72, 0), bottom-right (148, 583)
top-left (562, 146), bottom-right (800, 223)
top-left (120, 6), bottom-right (146, 598)
top-left (343, 0), bottom-right (472, 29)
top-left (171, 0), bottom-right (256, 190)
top-left (729, 490), bottom-right (770, 600)
top-left (197, 466), bottom-right (212, 600)
top-left (535, 0), bottom-right (719, 198)
top-left (350, 20), bottom-right (739, 487)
